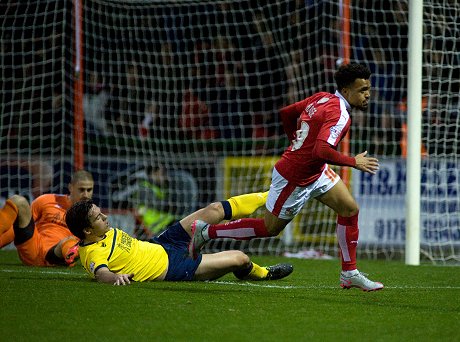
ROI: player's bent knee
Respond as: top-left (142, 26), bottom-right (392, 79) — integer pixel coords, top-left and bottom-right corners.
top-left (339, 205), bottom-right (359, 218)
top-left (232, 251), bottom-right (251, 268)
top-left (205, 202), bottom-right (224, 217)
top-left (9, 195), bottom-right (30, 212)
top-left (265, 220), bottom-right (288, 237)
top-left (266, 226), bottom-right (283, 237)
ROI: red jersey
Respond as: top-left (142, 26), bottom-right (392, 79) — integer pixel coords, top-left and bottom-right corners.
top-left (275, 91), bottom-right (352, 186)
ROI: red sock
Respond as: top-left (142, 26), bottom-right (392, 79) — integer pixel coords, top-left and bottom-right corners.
top-left (336, 212), bottom-right (359, 271)
top-left (208, 218), bottom-right (271, 240)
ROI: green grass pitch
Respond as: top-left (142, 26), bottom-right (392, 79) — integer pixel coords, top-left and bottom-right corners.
top-left (1, 250), bottom-right (459, 341)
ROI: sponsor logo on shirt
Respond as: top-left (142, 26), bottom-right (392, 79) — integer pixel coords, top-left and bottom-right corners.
top-left (284, 208), bottom-right (294, 216)
top-left (317, 96), bottom-right (330, 104)
top-left (330, 126), bottom-right (340, 141)
top-left (118, 231), bottom-right (133, 253)
top-left (304, 103), bottom-right (317, 118)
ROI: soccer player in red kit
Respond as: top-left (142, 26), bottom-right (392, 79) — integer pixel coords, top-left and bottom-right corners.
top-left (189, 63), bottom-right (384, 291)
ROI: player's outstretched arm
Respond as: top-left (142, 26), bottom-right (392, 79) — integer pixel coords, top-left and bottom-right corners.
top-left (354, 151), bottom-right (379, 175)
top-left (312, 141), bottom-right (379, 175)
top-left (95, 267), bottom-right (134, 286)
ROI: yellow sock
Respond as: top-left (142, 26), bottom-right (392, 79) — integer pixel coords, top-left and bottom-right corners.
top-left (228, 191), bottom-right (268, 219)
top-left (243, 262), bottom-right (269, 280)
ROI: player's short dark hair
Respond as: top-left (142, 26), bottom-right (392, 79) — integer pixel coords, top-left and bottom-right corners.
top-left (65, 199), bottom-right (94, 240)
top-left (70, 170), bottom-right (94, 184)
top-left (334, 63), bottom-right (371, 91)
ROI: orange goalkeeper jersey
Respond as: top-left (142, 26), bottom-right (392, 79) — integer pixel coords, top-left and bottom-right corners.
top-left (17, 194), bottom-right (74, 266)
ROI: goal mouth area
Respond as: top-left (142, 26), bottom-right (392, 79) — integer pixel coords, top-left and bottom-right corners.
top-left (2, 0), bottom-right (459, 264)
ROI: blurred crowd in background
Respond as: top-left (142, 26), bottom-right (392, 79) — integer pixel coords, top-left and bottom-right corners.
top-left (1, 0), bottom-right (459, 157)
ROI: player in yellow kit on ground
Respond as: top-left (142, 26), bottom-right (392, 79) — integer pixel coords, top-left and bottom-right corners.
top-left (65, 192), bottom-right (293, 285)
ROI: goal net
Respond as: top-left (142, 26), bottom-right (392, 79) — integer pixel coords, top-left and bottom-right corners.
top-left (1, 0), bottom-right (459, 263)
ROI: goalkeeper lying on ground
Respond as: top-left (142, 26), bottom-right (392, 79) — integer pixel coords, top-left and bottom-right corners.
top-left (65, 192), bottom-right (293, 285)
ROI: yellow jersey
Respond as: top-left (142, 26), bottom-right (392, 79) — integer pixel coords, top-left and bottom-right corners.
top-left (79, 228), bottom-right (168, 282)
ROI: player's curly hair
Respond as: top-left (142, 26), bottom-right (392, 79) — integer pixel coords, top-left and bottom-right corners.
top-left (334, 63), bottom-right (371, 91)
top-left (65, 199), bottom-right (94, 240)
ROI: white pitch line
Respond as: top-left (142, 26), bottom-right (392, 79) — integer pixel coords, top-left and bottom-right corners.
top-left (0, 269), bottom-right (85, 276)
top-left (210, 280), bottom-right (299, 289)
top-left (1, 269), bottom-right (460, 289)
top-left (208, 280), bottom-right (460, 290)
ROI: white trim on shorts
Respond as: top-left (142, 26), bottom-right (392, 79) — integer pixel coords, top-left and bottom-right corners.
top-left (266, 164), bottom-right (340, 220)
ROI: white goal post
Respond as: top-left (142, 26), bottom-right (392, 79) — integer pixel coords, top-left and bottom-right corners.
top-left (405, 0), bottom-right (423, 265)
